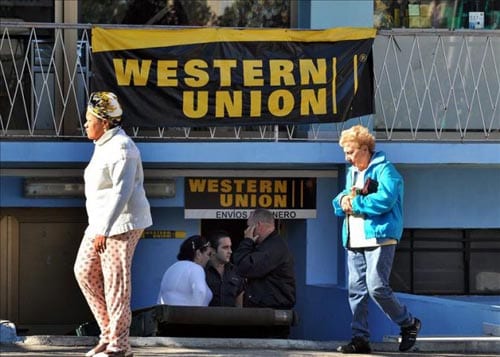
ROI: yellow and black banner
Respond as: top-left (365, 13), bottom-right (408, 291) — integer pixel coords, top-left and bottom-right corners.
top-left (91, 27), bottom-right (376, 127)
top-left (184, 177), bottom-right (316, 219)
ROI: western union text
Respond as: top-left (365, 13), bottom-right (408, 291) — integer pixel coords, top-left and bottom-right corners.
top-left (188, 178), bottom-right (288, 208)
top-left (112, 56), bottom-right (363, 119)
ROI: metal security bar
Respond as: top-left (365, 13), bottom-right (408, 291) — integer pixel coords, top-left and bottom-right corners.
top-left (375, 29), bottom-right (500, 141)
top-left (392, 229), bottom-right (500, 295)
top-left (1, 23), bottom-right (499, 141)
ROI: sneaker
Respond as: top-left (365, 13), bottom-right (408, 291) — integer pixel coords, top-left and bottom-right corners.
top-left (399, 318), bottom-right (421, 352)
top-left (336, 336), bottom-right (372, 354)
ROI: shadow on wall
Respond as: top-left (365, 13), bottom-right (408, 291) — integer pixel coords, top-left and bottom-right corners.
top-left (392, 293), bottom-right (500, 338)
top-left (290, 286), bottom-right (353, 341)
top-left (292, 286), bottom-right (500, 342)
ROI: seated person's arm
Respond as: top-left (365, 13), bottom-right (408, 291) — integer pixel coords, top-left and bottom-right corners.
top-left (191, 267), bottom-right (212, 306)
top-left (235, 291), bottom-right (244, 307)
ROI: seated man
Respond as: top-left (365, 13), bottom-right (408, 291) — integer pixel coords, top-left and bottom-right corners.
top-left (233, 209), bottom-right (296, 309)
top-left (205, 230), bottom-right (245, 307)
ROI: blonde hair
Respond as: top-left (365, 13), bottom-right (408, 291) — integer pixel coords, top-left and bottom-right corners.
top-left (339, 125), bottom-right (375, 153)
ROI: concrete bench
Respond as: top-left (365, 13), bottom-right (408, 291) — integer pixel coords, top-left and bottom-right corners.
top-left (77, 305), bottom-right (298, 338)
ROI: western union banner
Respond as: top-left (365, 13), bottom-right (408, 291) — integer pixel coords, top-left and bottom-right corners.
top-left (91, 27), bottom-right (376, 127)
top-left (184, 177), bottom-right (316, 219)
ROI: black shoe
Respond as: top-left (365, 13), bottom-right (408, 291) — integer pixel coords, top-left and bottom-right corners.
top-left (336, 336), bottom-right (372, 354)
top-left (399, 318), bottom-right (421, 352)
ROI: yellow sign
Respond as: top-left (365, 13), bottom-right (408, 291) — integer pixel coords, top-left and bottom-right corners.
top-left (142, 230), bottom-right (186, 239)
top-left (184, 177), bottom-right (316, 219)
top-left (91, 27), bottom-right (375, 127)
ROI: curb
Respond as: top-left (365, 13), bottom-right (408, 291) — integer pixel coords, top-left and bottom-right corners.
top-left (3, 335), bottom-right (500, 354)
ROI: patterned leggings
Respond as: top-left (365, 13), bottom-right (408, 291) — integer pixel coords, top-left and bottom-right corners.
top-left (74, 229), bottom-right (143, 353)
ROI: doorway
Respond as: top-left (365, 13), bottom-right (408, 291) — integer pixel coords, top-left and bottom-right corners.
top-left (201, 219), bottom-right (247, 251)
top-left (0, 208), bottom-right (93, 335)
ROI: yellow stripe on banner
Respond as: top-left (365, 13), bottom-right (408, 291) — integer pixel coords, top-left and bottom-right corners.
top-left (354, 54), bottom-right (358, 94)
top-left (92, 27), bottom-right (377, 53)
top-left (300, 179), bottom-right (304, 207)
top-left (332, 57), bottom-right (337, 114)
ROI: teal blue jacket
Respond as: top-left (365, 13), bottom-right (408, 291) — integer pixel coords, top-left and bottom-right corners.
top-left (332, 151), bottom-right (404, 248)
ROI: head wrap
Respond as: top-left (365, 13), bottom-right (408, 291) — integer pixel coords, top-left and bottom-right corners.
top-left (87, 91), bottom-right (123, 126)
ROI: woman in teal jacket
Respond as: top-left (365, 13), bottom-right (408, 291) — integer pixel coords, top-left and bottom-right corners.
top-left (332, 125), bottom-right (420, 354)
top-left (332, 150), bottom-right (404, 248)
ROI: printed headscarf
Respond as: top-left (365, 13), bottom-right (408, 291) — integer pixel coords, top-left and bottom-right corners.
top-left (87, 91), bottom-right (123, 126)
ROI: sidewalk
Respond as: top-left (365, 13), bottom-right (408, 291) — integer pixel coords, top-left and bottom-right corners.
top-left (1, 335), bottom-right (499, 356)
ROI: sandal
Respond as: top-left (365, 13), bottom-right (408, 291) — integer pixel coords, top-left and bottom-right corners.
top-left (94, 350), bottom-right (133, 357)
top-left (85, 342), bottom-right (108, 357)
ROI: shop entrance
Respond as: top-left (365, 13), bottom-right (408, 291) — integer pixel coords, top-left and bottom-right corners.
top-left (0, 208), bottom-right (93, 335)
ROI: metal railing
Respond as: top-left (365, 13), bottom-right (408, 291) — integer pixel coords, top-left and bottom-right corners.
top-left (1, 23), bottom-right (499, 141)
top-left (375, 29), bottom-right (500, 141)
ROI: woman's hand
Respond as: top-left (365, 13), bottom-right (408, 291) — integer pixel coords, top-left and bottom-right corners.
top-left (94, 234), bottom-right (107, 254)
top-left (340, 195), bottom-right (353, 214)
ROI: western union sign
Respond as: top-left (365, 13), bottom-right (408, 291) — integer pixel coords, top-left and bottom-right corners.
top-left (91, 27), bottom-right (375, 127)
top-left (184, 177), bottom-right (316, 219)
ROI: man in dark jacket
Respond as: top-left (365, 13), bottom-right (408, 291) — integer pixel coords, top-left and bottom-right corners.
top-left (205, 230), bottom-right (245, 307)
top-left (232, 209), bottom-right (296, 309)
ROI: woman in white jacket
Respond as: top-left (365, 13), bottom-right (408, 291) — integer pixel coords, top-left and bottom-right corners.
top-left (74, 92), bottom-right (152, 357)
top-left (157, 235), bottom-right (213, 306)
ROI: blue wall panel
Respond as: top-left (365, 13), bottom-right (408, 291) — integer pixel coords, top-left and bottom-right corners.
top-left (291, 285), bottom-right (352, 341)
top-left (306, 177), bottom-right (340, 285)
top-left (400, 167), bottom-right (500, 228)
top-left (284, 219), bottom-right (307, 339)
top-left (2, 142), bottom-right (499, 167)
top-left (147, 177), bottom-right (185, 207)
top-left (0, 176), bottom-right (84, 207)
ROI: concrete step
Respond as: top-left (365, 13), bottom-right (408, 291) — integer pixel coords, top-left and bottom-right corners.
top-left (483, 322), bottom-right (500, 337)
top-left (383, 335), bottom-right (500, 354)
top-left (4, 335), bottom-right (500, 354)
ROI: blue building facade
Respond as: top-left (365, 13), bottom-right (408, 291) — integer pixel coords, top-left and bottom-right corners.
top-left (1, 0), bottom-right (499, 340)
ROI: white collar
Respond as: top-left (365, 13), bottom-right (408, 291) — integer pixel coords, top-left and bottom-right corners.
top-left (94, 126), bottom-right (121, 146)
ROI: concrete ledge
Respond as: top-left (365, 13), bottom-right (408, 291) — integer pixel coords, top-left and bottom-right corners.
top-left (484, 323), bottom-right (500, 337)
top-left (4, 335), bottom-right (500, 354)
top-left (2, 141), bottom-right (500, 168)
top-left (383, 336), bottom-right (500, 354)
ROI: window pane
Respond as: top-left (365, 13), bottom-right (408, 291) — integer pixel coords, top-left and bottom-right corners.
top-left (414, 252), bottom-right (464, 293)
top-left (398, 229), bottom-right (499, 295)
top-left (470, 252), bottom-right (500, 294)
top-left (413, 240), bottom-right (463, 249)
top-left (374, 0), bottom-right (500, 30)
top-left (469, 229), bottom-right (500, 249)
top-left (0, 0), bottom-right (54, 23)
top-left (215, 0), bottom-right (290, 27)
top-left (79, 0), bottom-right (291, 28)
top-left (413, 229), bottom-right (462, 248)
top-left (412, 229), bottom-right (462, 240)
